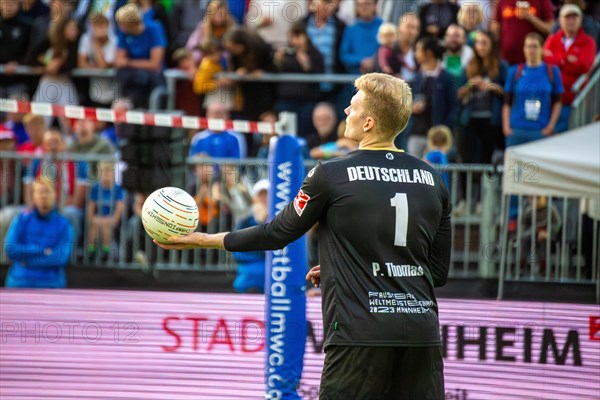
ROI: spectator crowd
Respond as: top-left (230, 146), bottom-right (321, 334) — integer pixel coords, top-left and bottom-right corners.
top-left (1, 0), bottom-right (599, 289)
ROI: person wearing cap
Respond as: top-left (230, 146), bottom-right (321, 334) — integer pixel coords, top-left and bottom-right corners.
top-left (550, 0), bottom-right (599, 48)
top-left (543, 3), bottom-right (596, 133)
top-left (230, 179), bottom-right (269, 293)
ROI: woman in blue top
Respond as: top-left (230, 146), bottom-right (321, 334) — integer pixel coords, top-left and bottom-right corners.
top-left (503, 32), bottom-right (564, 148)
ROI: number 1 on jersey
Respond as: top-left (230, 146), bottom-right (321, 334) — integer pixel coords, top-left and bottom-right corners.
top-left (390, 193), bottom-right (408, 247)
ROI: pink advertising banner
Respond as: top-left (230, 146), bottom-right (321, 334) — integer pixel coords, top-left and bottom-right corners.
top-left (0, 289), bottom-right (598, 399)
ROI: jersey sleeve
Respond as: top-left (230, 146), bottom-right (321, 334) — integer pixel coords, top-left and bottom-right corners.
top-left (430, 173), bottom-right (451, 287)
top-left (224, 162), bottom-right (330, 252)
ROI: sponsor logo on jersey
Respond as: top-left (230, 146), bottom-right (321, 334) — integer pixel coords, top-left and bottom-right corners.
top-left (293, 190), bottom-right (310, 216)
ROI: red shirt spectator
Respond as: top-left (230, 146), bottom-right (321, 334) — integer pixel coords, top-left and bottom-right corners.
top-left (493, 0), bottom-right (554, 64)
top-left (543, 5), bottom-right (596, 105)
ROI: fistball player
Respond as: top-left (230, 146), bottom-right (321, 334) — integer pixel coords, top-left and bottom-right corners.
top-left (156, 73), bottom-right (451, 399)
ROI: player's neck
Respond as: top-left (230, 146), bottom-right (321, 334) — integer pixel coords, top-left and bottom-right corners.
top-left (359, 136), bottom-right (398, 151)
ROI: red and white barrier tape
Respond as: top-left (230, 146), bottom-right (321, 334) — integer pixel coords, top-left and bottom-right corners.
top-left (0, 99), bottom-right (278, 135)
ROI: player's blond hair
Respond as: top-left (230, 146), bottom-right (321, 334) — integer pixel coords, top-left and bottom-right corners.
top-left (377, 23), bottom-right (397, 45)
top-left (354, 73), bottom-right (412, 139)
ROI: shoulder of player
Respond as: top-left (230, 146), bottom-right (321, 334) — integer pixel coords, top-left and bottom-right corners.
top-left (316, 151), bottom-right (360, 175)
top-left (319, 151), bottom-right (356, 167)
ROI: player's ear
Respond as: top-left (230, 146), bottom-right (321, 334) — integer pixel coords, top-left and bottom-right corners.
top-left (363, 117), bottom-right (375, 132)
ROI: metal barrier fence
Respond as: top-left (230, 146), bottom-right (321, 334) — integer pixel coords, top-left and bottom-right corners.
top-left (498, 195), bottom-right (600, 303)
top-left (1, 152), bottom-right (597, 294)
top-left (569, 53), bottom-right (600, 129)
top-left (497, 193), bottom-right (600, 302)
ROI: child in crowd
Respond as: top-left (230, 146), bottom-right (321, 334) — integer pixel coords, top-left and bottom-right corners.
top-left (172, 47), bottom-right (202, 115)
top-left (424, 125), bottom-right (452, 188)
top-left (192, 39), bottom-right (236, 111)
top-left (376, 23), bottom-right (401, 76)
top-left (172, 47), bottom-right (196, 80)
top-left (86, 161), bottom-right (125, 262)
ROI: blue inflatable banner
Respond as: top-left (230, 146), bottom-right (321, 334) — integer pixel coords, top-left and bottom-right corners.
top-left (265, 135), bottom-right (307, 399)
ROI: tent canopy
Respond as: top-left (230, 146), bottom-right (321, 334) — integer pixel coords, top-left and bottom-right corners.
top-left (503, 122), bottom-right (600, 199)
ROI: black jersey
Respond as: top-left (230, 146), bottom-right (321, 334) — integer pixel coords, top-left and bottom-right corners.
top-left (224, 149), bottom-right (451, 348)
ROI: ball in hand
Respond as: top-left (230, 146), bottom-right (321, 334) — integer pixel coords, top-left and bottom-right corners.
top-left (141, 187), bottom-right (199, 244)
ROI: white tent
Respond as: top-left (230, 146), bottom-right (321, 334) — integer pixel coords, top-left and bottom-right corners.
top-left (503, 122), bottom-right (600, 201)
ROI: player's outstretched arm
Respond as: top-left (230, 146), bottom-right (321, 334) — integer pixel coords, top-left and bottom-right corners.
top-left (154, 232), bottom-right (228, 250)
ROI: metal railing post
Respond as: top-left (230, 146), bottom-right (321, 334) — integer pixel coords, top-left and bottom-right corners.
top-left (479, 166), bottom-right (500, 278)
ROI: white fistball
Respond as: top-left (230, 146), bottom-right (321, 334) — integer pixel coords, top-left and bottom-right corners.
top-left (141, 187), bottom-right (199, 244)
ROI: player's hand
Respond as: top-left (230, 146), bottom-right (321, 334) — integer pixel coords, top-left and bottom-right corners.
top-left (306, 265), bottom-right (321, 288)
top-left (154, 232), bottom-right (205, 250)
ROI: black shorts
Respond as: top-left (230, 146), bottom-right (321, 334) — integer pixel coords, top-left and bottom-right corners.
top-left (319, 345), bottom-right (444, 400)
